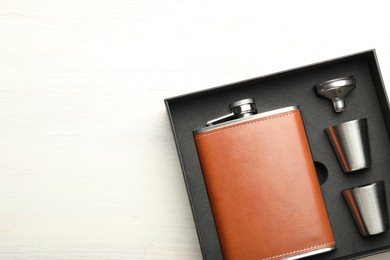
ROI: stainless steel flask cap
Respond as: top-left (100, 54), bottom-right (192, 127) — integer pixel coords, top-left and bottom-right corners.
top-left (315, 76), bottom-right (356, 113)
top-left (206, 98), bottom-right (257, 126)
top-left (229, 98), bottom-right (257, 118)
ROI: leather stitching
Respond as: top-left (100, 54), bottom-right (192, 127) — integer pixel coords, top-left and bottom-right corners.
top-left (195, 111), bottom-right (299, 139)
top-left (261, 241), bottom-right (336, 260)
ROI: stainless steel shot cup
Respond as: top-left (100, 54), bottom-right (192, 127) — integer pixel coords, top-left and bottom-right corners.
top-left (342, 181), bottom-right (389, 236)
top-left (325, 118), bottom-right (371, 173)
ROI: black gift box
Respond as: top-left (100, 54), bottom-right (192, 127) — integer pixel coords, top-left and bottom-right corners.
top-left (164, 50), bottom-right (390, 259)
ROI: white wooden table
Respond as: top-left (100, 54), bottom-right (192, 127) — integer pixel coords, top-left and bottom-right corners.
top-left (1, 0), bottom-right (390, 259)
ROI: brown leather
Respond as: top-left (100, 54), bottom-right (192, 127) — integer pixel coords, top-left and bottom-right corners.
top-left (194, 109), bottom-right (335, 260)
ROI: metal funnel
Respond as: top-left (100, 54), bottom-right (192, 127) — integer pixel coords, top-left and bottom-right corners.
top-left (315, 76), bottom-right (356, 113)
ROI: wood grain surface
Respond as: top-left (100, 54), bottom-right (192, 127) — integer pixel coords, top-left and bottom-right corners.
top-left (1, 0), bottom-right (390, 259)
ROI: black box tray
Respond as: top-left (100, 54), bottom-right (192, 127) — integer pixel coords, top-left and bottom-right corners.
top-left (165, 50), bottom-right (390, 259)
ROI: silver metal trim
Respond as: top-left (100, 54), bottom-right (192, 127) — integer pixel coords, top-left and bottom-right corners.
top-left (283, 246), bottom-right (335, 260)
top-left (194, 106), bottom-right (299, 134)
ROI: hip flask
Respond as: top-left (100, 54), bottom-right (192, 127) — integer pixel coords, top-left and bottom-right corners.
top-left (193, 98), bottom-right (336, 260)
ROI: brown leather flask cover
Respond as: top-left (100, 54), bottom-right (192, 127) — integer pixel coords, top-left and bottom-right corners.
top-left (194, 108), bottom-right (335, 260)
